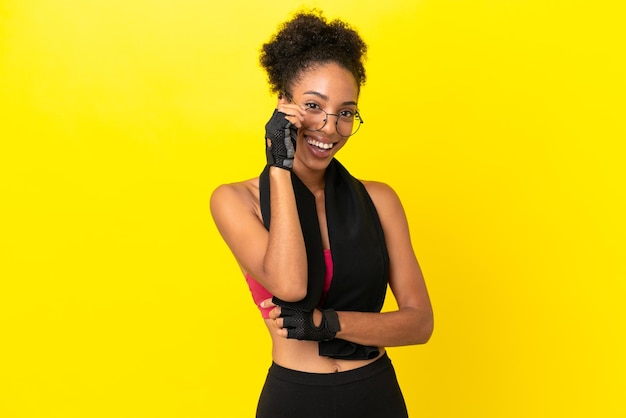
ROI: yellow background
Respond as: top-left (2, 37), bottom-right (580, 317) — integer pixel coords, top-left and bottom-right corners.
top-left (1, 0), bottom-right (624, 416)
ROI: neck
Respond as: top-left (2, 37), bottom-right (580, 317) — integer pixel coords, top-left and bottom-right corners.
top-left (292, 162), bottom-right (327, 194)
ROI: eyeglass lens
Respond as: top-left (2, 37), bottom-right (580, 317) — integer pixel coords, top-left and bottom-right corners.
top-left (304, 108), bottom-right (362, 137)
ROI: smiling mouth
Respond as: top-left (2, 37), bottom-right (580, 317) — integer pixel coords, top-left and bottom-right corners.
top-left (306, 138), bottom-right (335, 150)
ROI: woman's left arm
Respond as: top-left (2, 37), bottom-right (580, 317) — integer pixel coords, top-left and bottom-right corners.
top-left (268, 181), bottom-right (433, 347)
top-left (332, 181), bottom-right (433, 347)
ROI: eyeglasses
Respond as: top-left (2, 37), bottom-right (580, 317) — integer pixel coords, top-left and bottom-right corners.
top-left (286, 95), bottom-right (364, 137)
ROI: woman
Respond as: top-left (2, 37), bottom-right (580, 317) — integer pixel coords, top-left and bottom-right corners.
top-left (211, 10), bottom-right (433, 418)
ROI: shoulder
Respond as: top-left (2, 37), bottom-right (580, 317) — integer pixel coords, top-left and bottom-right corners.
top-left (211, 177), bottom-right (259, 197)
top-left (361, 180), bottom-right (401, 206)
top-left (210, 177), bottom-right (261, 221)
top-left (360, 180), bottom-right (407, 221)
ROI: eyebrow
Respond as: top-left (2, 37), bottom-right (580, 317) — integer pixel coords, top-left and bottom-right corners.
top-left (302, 91), bottom-right (358, 107)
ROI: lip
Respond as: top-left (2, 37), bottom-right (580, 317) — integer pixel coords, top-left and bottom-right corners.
top-left (303, 133), bottom-right (338, 157)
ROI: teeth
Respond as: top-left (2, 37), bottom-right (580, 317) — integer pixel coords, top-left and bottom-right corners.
top-left (307, 139), bottom-right (334, 150)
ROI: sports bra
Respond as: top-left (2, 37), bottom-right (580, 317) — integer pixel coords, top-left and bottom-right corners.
top-left (244, 249), bottom-right (333, 319)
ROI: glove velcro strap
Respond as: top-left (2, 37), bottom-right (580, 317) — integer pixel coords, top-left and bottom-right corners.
top-left (321, 309), bottom-right (341, 333)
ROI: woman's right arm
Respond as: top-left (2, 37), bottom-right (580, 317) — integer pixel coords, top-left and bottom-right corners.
top-left (210, 173), bottom-right (306, 301)
top-left (210, 104), bottom-right (308, 302)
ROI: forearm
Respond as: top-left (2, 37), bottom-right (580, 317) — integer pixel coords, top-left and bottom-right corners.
top-left (336, 307), bottom-right (434, 347)
top-left (263, 167), bottom-right (308, 300)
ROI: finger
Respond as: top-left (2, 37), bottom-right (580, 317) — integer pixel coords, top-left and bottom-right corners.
top-left (278, 102), bottom-right (306, 113)
top-left (260, 298), bottom-right (276, 309)
top-left (276, 106), bottom-right (305, 129)
top-left (282, 113), bottom-right (304, 129)
top-left (288, 116), bottom-right (304, 130)
top-left (281, 315), bottom-right (297, 329)
top-left (277, 104), bottom-right (306, 119)
top-left (268, 306), bottom-right (281, 320)
top-left (270, 113), bottom-right (301, 131)
top-left (272, 316), bottom-right (283, 330)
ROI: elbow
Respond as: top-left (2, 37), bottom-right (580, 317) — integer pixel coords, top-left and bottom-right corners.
top-left (409, 309), bottom-right (434, 345)
top-left (262, 259), bottom-right (308, 302)
top-left (272, 284), bottom-right (307, 303)
top-left (264, 265), bottom-right (308, 302)
top-left (417, 316), bottom-right (434, 344)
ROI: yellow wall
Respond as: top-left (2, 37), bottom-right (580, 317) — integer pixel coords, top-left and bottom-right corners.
top-left (1, 0), bottom-right (624, 416)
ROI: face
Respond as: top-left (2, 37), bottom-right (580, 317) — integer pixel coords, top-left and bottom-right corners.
top-left (285, 62), bottom-right (359, 173)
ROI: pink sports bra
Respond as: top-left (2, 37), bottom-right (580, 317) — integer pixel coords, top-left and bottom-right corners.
top-left (244, 249), bottom-right (333, 319)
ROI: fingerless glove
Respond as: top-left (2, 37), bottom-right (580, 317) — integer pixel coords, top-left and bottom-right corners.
top-left (280, 307), bottom-right (341, 342)
top-left (265, 109), bottom-right (297, 170)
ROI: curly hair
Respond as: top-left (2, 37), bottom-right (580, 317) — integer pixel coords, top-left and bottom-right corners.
top-left (259, 10), bottom-right (367, 95)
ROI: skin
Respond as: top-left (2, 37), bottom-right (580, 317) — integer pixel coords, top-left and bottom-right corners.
top-left (211, 62), bottom-right (433, 373)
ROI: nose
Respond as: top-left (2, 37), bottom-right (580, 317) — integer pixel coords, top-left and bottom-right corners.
top-left (320, 114), bottom-right (340, 135)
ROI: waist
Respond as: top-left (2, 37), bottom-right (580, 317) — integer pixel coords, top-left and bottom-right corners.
top-left (266, 320), bottom-right (384, 373)
top-left (268, 352), bottom-right (392, 386)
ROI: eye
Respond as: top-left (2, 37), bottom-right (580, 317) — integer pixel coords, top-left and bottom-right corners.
top-left (339, 109), bottom-right (355, 119)
top-left (304, 102), bottom-right (325, 115)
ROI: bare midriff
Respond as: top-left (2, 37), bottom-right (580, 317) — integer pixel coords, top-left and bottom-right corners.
top-left (264, 319), bottom-right (384, 373)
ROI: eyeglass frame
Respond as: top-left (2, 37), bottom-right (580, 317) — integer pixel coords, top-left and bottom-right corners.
top-left (283, 92), bottom-right (364, 137)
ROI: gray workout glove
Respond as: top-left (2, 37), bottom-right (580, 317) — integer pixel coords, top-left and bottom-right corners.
top-left (265, 109), bottom-right (297, 170)
top-left (280, 307), bottom-right (341, 341)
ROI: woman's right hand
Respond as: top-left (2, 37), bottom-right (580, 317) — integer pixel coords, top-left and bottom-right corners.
top-left (265, 103), bottom-right (305, 170)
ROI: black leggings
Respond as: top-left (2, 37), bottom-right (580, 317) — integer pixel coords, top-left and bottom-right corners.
top-left (256, 353), bottom-right (408, 418)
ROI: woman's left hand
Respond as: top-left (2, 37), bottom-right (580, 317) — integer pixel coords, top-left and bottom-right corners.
top-left (263, 299), bottom-right (335, 341)
top-left (262, 298), bottom-right (288, 338)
